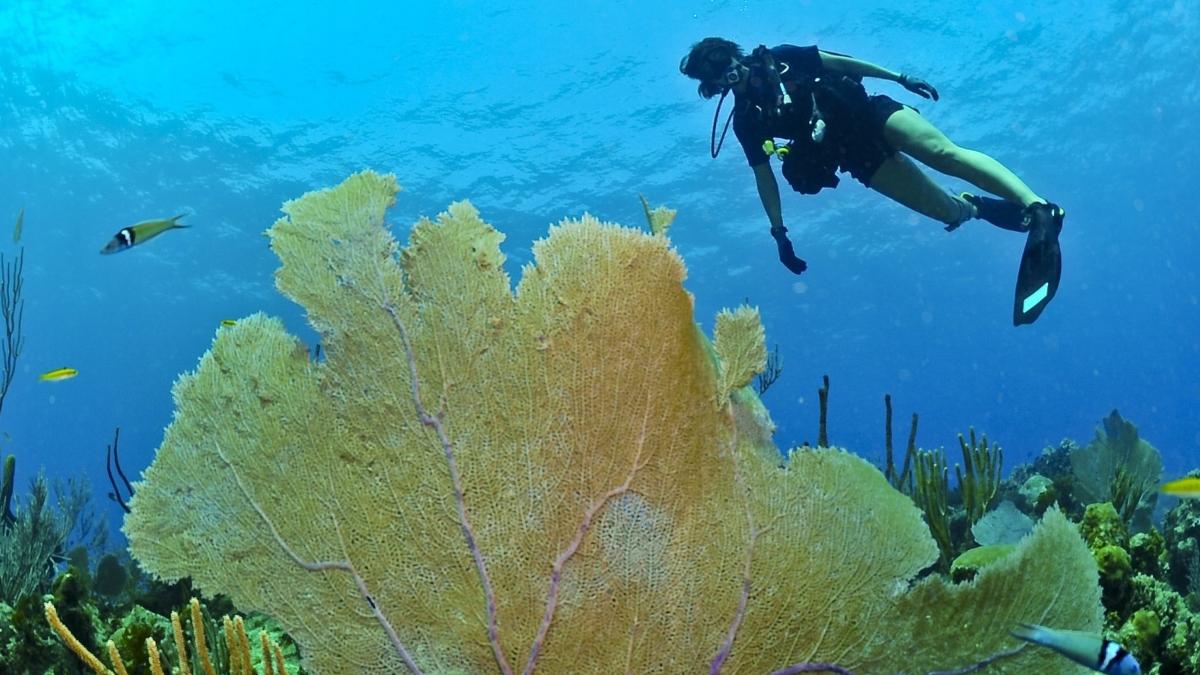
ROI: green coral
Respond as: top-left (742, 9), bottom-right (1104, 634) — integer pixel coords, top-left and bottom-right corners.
top-left (1070, 410), bottom-right (1161, 528)
top-left (1114, 608), bottom-right (1161, 669)
top-left (1129, 529), bottom-right (1167, 579)
top-left (1163, 490), bottom-right (1200, 599)
top-left (1095, 545), bottom-right (1133, 614)
top-left (4, 593), bottom-right (81, 674)
top-left (913, 447), bottom-right (954, 570)
top-left (950, 544), bottom-right (1017, 583)
top-left (1, 454), bottom-right (14, 526)
top-left (122, 172), bottom-right (1103, 674)
top-left (955, 428), bottom-right (1003, 525)
top-left (1018, 474), bottom-right (1057, 516)
top-left (1127, 574), bottom-right (1200, 673)
top-left (92, 553), bottom-right (127, 600)
top-left (0, 472), bottom-right (72, 603)
top-left (1080, 502), bottom-right (1127, 550)
top-left (1079, 503), bottom-right (1134, 617)
top-left (108, 604), bottom-right (170, 675)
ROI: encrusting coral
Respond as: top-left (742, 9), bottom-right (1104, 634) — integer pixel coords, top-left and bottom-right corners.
top-left (123, 171), bottom-right (1103, 674)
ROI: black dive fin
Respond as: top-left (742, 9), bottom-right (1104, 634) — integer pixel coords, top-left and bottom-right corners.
top-left (1013, 203), bottom-right (1064, 326)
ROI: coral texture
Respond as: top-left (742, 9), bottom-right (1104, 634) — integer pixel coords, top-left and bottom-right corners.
top-left (1070, 410), bottom-right (1162, 525)
top-left (125, 171), bottom-right (1101, 674)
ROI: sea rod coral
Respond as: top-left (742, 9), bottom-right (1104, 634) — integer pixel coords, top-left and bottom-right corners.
top-left (124, 171), bottom-right (1101, 674)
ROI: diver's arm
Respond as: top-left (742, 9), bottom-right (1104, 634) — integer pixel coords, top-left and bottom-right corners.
top-left (753, 162), bottom-right (784, 230)
top-left (753, 163), bottom-right (808, 274)
top-left (817, 52), bottom-right (900, 81)
top-left (817, 51), bottom-right (939, 100)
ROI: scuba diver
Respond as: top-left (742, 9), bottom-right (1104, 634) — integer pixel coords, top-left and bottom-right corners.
top-left (679, 38), bottom-right (1064, 325)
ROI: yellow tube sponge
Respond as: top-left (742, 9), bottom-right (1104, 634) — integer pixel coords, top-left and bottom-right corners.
top-left (125, 171), bottom-right (1100, 674)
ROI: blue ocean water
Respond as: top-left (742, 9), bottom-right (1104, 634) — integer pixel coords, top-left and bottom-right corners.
top-left (0, 0), bottom-right (1196, 542)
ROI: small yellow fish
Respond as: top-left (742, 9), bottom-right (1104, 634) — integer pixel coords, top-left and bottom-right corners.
top-left (12, 207), bottom-right (23, 243)
top-left (39, 367), bottom-right (78, 382)
top-left (101, 214), bottom-right (188, 254)
top-left (220, 319), bottom-right (237, 327)
top-left (1162, 476), bottom-right (1200, 499)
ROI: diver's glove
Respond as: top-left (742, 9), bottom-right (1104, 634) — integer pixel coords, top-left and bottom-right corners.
top-left (771, 226), bottom-right (808, 274)
top-left (898, 73), bottom-right (939, 101)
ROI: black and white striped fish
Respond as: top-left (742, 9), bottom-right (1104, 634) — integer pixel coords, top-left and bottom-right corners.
top-left (1012, 623), bottom-right (1139, 674)
top-left (100, 214), bottom-right (188, 254)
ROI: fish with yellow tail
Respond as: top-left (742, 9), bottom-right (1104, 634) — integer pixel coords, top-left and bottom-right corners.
top-left (1011, 623), bottom-right (1139, 674)
top-left (39, 367), bottom-right (78, 382)
top-left (101, 214), bottom-right (188, 254)
top-left (1162, 476), bottom-right (1200, 499)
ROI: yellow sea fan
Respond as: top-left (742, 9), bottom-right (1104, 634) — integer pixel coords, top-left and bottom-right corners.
top-left (713, 305), bottom-right (766, 405)
top-left (639, 193), bottom-right (677, 236)
top-left (125, 171), bottom-right (1101, 675)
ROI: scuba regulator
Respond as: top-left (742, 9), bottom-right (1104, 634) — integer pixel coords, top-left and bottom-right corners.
top-left (746, 45), bottom-right (792, 118)
top-left (747, 45), bottom-right (826, 145)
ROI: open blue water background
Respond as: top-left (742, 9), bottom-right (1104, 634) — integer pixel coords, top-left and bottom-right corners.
top-left (0, 1), bottom-right (1196, 540)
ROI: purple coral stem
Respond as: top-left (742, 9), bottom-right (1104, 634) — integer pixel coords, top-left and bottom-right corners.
top-left (771, 665), bottom-right (856, 675)
top-left (521, 405), bottom-right (654, 674)
top-left (385, 304), bottom-right (515, 675)
top-left (710, 422), bottom-right (752, 675)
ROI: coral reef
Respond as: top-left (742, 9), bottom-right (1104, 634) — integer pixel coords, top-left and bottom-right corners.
top-left (1122, 574), bottom-right (1200, 673)
top-left (1070, 410), bottom-right (1162, 527)
top-left (1, 465), bottom-right (80, 602)
top-left (122, 172), bottom-right (1102, 674)
top-left (0, 246), bottom-right (25, 419)
top-left (47, 596), bottom-right (296, 675)
top-left (971, 500), bottom-right (1033, 547)
top-left (949, 544), bottom-right (1016, 583)
top-left (955, 428), bottom-right (1003, 526)
top-left (1162, 473), bottom-right (1200, 599)
top-left (1, 453), bottom-right (14, 526)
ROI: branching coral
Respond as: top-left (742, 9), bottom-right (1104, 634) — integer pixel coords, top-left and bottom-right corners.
top-left (1, 453), bottom-right (14, 526)
top-left (913, 448), bottom-right (954, 570)
top-left (753, 343), bottom-right (782, 395)
top-left (882, 394), bottom-right (919, 495)
top-left (46, 597), bottom-right (291, 675)
top-left (0, 247), bottom-right (25, 419)
top-left (1, 470), bottom-right (80, 602)
top-left (956, 428), bottom-right (1002, 526)
top-left (124, 172), bottom-right (1103, 674)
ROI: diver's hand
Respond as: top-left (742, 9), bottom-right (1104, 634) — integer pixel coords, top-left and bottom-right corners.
top-left (898, 73), bottom-right (939, 101)
top-left (771, 226), bottom-right (808, 275)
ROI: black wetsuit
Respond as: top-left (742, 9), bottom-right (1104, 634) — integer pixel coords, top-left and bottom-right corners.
top-left (732, 45), bottom-right (909, 193)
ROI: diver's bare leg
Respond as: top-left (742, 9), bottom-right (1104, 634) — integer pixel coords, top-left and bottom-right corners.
top-left (868, 152), bottom-right (967, 225)
top-left (882, 107), bottom-right (1043, 207)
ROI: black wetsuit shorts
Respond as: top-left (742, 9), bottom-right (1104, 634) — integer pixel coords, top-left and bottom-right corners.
top-left (840, 94), bottom-right (907, 186)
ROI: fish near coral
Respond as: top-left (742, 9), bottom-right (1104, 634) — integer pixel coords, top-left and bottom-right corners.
top-left (101, 214), bottom-right (188, 254)
top-left (1011, 623), bottom-right (1139, 674)
top-left (1161, 476), bottom-right (1200, 499)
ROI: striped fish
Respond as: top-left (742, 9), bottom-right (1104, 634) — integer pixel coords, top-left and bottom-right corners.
top-left (1012, 623), bottom-right (1139, 674)
top-left (101, 214), bottom-right (188, 254)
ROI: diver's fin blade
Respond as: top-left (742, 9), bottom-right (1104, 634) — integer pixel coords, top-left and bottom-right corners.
top-left (1012, 204), bottom-right (1064, 326)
